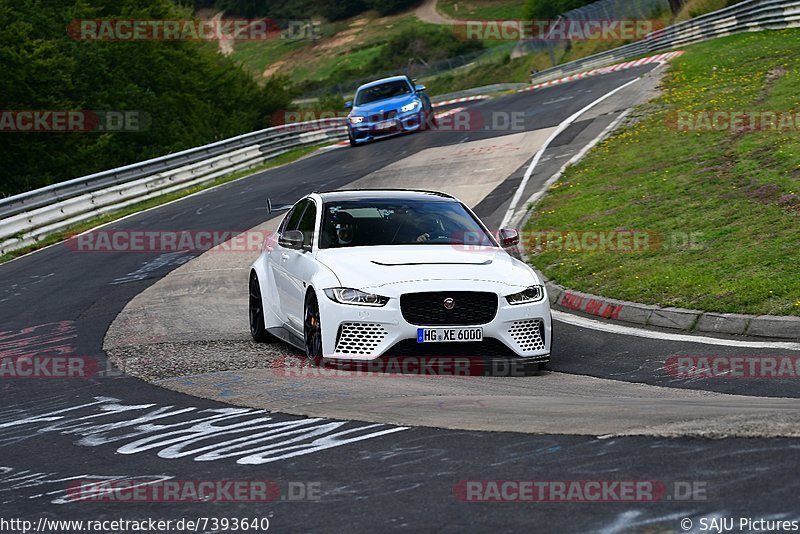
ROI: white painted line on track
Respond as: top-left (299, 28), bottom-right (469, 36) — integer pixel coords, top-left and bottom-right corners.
top-left (553, 310), bottom-right (800, 350)
top-left (500, 76), bottom-right (641, 229)
top-left (510, 107), bottom-right (633, 229)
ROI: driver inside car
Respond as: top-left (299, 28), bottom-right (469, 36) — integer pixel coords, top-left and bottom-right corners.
top-left (332, 211), bottom-right (356, 246)
top-left (414, 214), bottom-right (443, 242)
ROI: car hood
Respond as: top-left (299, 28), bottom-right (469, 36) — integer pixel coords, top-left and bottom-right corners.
top-left (352, 94), bottom-right (417, 115)
top-left (315, 245), bottom-right (539, 291)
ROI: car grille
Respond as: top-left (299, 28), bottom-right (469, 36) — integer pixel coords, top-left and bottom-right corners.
top-left (400, 291), bottom-right (498, 326)
top-left (335, 322), bottom-right (388, 356)
top-left (508, 319), bottom-right (546, 352)
top-left (367, 110), bottom-right (398, 121)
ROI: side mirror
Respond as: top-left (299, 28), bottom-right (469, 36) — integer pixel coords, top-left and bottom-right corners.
top-left (414, 84), bottom-right (426, 93)
top-left (499, 228), bottom-right (519, 248)
top-left (267, 198), bottom-right (291, 215)
top-left (279, 230), bottom-right (304, 250)
top-left (344, 101), bottom-right (353, 109)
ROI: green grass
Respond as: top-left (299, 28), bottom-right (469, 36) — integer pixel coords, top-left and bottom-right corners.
top-left (231, 38), bottom-right (310, 79)
top-left (0, 144), bottom-right (325, 265)
top-left (524, 29), bottom-right (800, 316)
top-left (438, 0), bottom-right (526, 20)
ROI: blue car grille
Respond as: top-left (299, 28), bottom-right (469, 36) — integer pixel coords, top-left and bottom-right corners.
top-left (366, 110), bottom-right (398, 121)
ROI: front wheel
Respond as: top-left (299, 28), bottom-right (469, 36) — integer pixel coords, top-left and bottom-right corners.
top-left (249, 273), bottom-right (274, 342)
top-left (304, 292), bottom-right (324, 366)
top-left (348, 130), bottom-right (358, 147)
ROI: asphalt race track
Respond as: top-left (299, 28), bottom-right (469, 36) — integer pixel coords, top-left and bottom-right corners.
top-left (2, 63), bottom-right (799, 533)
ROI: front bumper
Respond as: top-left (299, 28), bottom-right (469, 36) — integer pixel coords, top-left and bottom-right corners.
top-left (348, 110), bottom-right (424, 143)
top-left (317, 282), bottom-right (551, 361)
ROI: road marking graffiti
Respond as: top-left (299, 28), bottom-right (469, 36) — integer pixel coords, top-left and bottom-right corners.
top-left (0, 396), bottom-right (408, 465)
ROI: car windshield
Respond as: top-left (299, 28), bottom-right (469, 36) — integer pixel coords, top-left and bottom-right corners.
top-left (319, 198), bottom-right (496, 249)
top-left (355, 80), bottom-right (413, 106)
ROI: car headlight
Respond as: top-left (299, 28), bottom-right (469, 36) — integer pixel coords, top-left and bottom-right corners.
top-left (348, 116), bottom-right (364, 124)
top-left (505, 285), bottom-right (545, 305)
top-left (324, 288), bottom-right (389, 307)
top-left (400, 101), bottom-right (420, 113)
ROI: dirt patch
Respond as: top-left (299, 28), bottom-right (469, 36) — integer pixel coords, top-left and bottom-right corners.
top-left (318, 29), bottom-right (360, 51)
top-left (262, 60), bottom-right (286, 78)
top-left (755, 67), bottom-right (788, 105)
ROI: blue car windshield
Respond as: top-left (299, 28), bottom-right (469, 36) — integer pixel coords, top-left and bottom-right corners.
top-left (319, 199), bottom-right (496, 249)
top-left (355, 80), bottom-right (413, 106)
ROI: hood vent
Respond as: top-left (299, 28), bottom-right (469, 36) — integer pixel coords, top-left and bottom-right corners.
top-left (371, 259), bottom-right (492, 266)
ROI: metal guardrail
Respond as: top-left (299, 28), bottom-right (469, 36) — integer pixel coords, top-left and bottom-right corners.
top-left (529, 0), bottom-right (800, 85)
top-left (0, 118), bottom-right (347, 255)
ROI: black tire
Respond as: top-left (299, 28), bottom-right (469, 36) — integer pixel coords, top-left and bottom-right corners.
top-left (249, 272), bottom-right (273, 342)
top-left (420, 112), bottom-right (429, 131)
top-left (304, 291), bottom-right (324, 366)
top-left (348, 130), bottom-right (358, 147)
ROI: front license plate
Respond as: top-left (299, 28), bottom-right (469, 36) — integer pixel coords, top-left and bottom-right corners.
top-left (374, 120), bottom-right (397, 130)
top-left (417, 328), bottom-right (483, 343)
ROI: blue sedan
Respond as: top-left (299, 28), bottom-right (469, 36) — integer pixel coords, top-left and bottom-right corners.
top-left (345, 76), bottom-right (436, 147)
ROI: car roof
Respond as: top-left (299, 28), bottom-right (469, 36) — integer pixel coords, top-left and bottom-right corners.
top-left (355, 76), bottom-right (411, 92)
top-left (314, 189), bottom-right (457, 202)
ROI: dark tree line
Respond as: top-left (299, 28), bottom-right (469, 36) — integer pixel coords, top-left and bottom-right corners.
top-left (0, 0), bottom-right (293, 197)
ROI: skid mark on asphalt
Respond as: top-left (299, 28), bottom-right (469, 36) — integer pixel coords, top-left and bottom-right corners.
top-left (0, 466), bottom-right (173, 505)
top-left (0, 273), bottom-right (55, 305)
top-left (0, 321), bottom-right (76, 360)
top-left (0, 396), bottom-right (407, 465)
top-left (111, 252), bottom-right (192, 285)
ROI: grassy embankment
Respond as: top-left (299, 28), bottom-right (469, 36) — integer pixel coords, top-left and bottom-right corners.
top-left (523, 29), bottom-right (800, 316)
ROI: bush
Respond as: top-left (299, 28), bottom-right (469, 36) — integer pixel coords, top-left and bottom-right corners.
top-left (369, 0), bottom-right (423, 16)
top-left (368, 26), bottom-right (483, 71)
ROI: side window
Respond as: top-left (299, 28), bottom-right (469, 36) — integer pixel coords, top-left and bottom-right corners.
top-left (297, 200), bottom-right (317, 248)
top-left (280, 200), bottom-right (308, 235)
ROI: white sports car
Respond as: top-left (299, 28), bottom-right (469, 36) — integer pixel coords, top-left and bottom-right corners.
top-left (249, 190), bottom-right (552, 367)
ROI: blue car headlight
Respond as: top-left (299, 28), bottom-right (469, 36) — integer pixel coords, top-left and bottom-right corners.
top-left (505, 285), bottom-right (545, 305)
top-left (348, 116), bottom-right (364, 124)
top-left (400, 101), bottom-right (420, 113)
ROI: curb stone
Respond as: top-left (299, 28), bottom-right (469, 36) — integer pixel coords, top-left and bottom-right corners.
top-left (543, 278), bottom-right (799, 341)
top-left (747, 315), bottom-right (800, 339)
